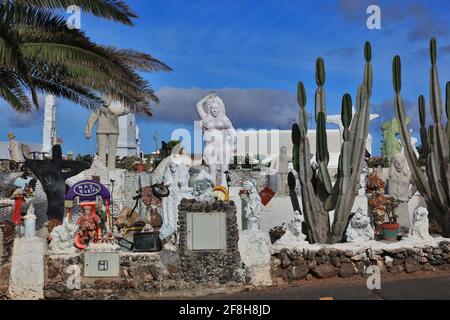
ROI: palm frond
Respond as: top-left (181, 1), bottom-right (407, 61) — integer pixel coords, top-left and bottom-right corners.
top-left (13, 0), bottom-right (137, 25)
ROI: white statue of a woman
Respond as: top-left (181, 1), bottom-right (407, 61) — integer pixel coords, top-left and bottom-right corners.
top-left (197, 93), bottom-right (236, 188)
top-left (160, 161), bottom-right (189, 241)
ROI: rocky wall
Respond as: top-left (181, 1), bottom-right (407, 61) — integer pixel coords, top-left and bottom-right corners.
top-left (43, 251), bottom-right (186, 300)
top-left (271, 240), bottom-right (450, 283)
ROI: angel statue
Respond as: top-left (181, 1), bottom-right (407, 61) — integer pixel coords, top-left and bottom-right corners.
top-left (196, 93), bottom-right (236, 188)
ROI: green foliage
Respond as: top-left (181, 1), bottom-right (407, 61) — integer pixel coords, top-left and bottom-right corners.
top-left (0, 1), bottom-right (171, 113)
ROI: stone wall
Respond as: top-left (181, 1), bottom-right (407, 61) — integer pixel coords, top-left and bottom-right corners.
top-left (228, 169), bottom-right (267, 189)
top-left (271, 241), bottom-right (450, 283)
top-left (0, 221), bottom-right (15, 265)
top-left (178, 199), bottom-right (243, 284)
top-left (44, 251), bottom-right (185, 300)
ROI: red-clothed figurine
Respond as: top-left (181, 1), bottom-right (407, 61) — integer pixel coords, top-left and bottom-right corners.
top-left (75, 202), bottom-right (101, 249)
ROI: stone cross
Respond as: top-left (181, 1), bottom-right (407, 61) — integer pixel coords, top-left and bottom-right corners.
top-left (326, 106), bottom-right (379, 155)
top-left (25, 145), bottom-right (91, 225)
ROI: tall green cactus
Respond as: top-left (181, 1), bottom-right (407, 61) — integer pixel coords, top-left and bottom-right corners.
top-left (290, 42), bottom-right (373, 244)
top-left (393, 38), bottom-right (450, 236)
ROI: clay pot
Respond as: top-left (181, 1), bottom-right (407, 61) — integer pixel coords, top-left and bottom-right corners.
top-left (382, 223), bottom-right (400, 241)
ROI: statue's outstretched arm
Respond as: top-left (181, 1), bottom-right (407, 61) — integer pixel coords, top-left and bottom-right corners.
top-left (85, 112), bottom-right (98, 139)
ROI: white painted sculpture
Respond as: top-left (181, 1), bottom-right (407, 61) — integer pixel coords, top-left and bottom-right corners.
top-left (192, 170), bottom-right (215, 202)
top-left (275, 210), bottom-right (308, 246)
top-left (387, 153), bottom-right (417, 229)
top-left (241, 181), bottom-right (262, 231)
top-left (238, 230), bottom-right (273, 287)
top-left (24, 204), bottom-right (36, 239)
top-left (345, 207), bottom-right (374, 243)
top-left (49, 222), bottom-right (78, 255)
top-left (42, 95), bottom-right (57, 155)
top-left (8, 132), bottom-right (21, 162)
top-left (85, 96), bottom-right (129, 169)
top-left (407, 207), bottom-right (432, 241)
top-left (160, 161), bottom-right (189, 240)
top-left (197, 93), bottom-right (236, 188)
top-left (399, 129), bottom-right (420, 159)
top-left (270, 146), bottom-right (290, 194)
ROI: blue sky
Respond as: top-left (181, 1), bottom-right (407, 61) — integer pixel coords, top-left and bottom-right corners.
top-left (2, 0), bottom-right (450, 156)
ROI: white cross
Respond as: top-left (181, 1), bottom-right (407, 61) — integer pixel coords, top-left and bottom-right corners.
top-left (326, 106), bottom-right (379, 155)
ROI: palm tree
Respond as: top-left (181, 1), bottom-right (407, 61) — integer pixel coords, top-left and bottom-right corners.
top-left (0, 1), bottom-right (171, 114)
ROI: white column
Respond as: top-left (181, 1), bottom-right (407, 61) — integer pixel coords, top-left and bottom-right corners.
top-left (42, 95), bottom-right (56, 154)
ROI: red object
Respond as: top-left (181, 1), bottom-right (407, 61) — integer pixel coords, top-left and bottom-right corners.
top-left (259, 186), bottom-right (276, 206)
top-left (75, 202), bottom-right (102, 250)
top-left (12, 197), bottom-right (25, 225)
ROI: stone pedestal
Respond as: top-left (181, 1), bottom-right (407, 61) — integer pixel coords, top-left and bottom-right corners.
top-left (178, 199), bottom-right (242, 284)
top-left (9, 237), bottom-right (47, 300)
top-left (238, 230), bottom-right (272, 286)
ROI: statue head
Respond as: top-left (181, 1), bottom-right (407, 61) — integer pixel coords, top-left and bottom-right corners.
top-left (392, 153), bottom-right (407, 173)
top-left (415, 207), bottom-right (428, 221)
top-left (102, 95), bottom-right (129, 116)
top-left (350, 207), bottom-right (369, 228)
top-left (280, 146), bottom-right (287, 155)
top-left (8, 132), bottom-right (15, 141)
top-left (204, 93), bottom-right (225, 118)
top-left (169, 162), bottom-right (178, 174)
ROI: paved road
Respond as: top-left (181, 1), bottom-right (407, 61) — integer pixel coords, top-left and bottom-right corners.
top-left (195, 273), bottom-right (450, 300)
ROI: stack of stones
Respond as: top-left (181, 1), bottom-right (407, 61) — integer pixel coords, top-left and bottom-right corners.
top-left (0, 221), bottom-right (15, 265)
top-left (271, 241), bottom-right (450, 283)
top-left (229, 169), bottom-right (267, 189)
top-left (178, 199), bottom-right (242, 284)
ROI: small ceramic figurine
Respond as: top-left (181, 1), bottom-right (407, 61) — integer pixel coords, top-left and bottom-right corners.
top-left (76, 203), bottom-right (101, 248)
top-left (346, 207), bottom-right (375, 243)
top-left (408, 207), bottom-right (432, 241)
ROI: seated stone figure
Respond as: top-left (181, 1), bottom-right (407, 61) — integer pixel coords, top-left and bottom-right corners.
top-left (346, 207), bottom-right (374, 243)
top-left (192, 170), bottom-right (215, 202)
top-left (407, 207), bottom-right (432, 241)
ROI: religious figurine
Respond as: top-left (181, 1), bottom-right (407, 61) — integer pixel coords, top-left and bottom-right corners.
top-left (241, 181), bottom-right (262, 231)
top-left (407, 207), bottom-right (432, 241)
top-left (84, 96), bottom-right (129, 169)
top-left (49, 222), bottom-right (79, 255)
top-left (8, 132), bottom-right (21, 163)
top-left (196, 93), bottom-right (236, 188)
top-left (25, 144), bottom-right (90, 231)
top-left (193, 170), bottom-right (215, 202)
top-left (270, 146), bottom-right (290, 194)
top-left (387, 153), bottom-right (417, 230)
top-left (345, 207), bottom-right (375, 243)
top-left (76, 203), bottom-right (101, 248)
top-left (160, 161), bottom-right (189, 241)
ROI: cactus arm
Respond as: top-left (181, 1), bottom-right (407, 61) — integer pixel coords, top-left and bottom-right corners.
top-left (429, 39), bottom-right (450, 204)
top-left (419, 95), bottom-right (430, 157)
top-left (393, 56), bottom-right (433, 203)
